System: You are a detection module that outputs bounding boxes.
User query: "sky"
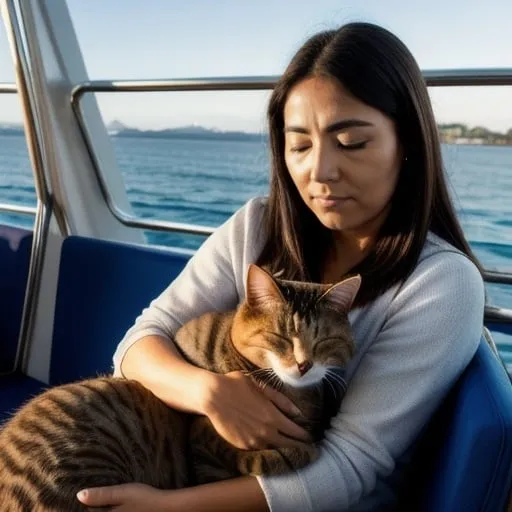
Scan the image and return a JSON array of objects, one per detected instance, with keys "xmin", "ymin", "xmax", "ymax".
[{"xmin": 1, "ymin": 0, "xmax": 512, "ymax": 132}]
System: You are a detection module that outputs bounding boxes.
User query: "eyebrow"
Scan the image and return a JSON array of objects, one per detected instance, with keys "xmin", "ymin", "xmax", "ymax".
[{"xmin": 284, "ymin": 119, "xmax": 374, "ymax": 134}]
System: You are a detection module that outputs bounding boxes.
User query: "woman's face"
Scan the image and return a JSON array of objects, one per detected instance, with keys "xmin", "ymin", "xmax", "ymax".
[{"xmin": 283, "ymin": 76, "xmax": 402, "ymax": 236}]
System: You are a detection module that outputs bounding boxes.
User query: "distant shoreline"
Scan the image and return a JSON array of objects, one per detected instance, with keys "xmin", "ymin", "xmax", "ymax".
[{"xmin": 1, "ymin": 124, "xmax": 512, "ymax": 147}]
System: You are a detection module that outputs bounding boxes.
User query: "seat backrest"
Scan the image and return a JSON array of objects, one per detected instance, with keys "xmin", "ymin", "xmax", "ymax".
[
  {"xmin": 49, "ymin": 236, "xmax": 191, "ymax": 384},
  {"xmin": 400, "ymin": 340, "xmax": 512, "ymax": 511},
  {"xmin": 0, "ymin": 225, "xmax": 33, "ymax": 373}
]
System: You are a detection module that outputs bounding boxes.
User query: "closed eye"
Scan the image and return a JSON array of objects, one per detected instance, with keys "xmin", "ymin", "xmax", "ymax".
[
  {"xmin": 266, "ymin": 332, "xmax": 293, "ymax": 346},
  {"xmin": 290, "ymin": 145, "xmax": 310, "ymax": 153},
  {"xmin": 313, "ymin": 336, "xmax": 341, "ymax": 355},
  {"xmin": 337, "ymin": 140, "xmax": 367, "ymax": 150},
  {"xmin": 267, "ymin": 331, "xmax": 293, "ymax": 350}
]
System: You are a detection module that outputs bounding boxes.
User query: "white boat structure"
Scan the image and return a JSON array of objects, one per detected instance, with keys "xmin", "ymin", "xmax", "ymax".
[{"xmin": 0, "ymin": 1, "xmax": 511, "ymax": 510}]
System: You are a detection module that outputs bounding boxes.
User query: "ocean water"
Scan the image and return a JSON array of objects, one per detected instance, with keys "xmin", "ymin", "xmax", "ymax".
[
  {"xmin": 1, "ymin": 134, "xmax": 512, "ymax": 268},
  {"xmin": 1, "ymin": 133, "xmax": 511, "ymax": 356}
]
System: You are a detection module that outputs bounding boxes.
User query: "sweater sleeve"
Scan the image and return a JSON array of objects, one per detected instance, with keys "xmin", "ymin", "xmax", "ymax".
[
  {"xmin": 112, "ymin": 197, "xmax": 267, "ymax": 377},
  {"xmin": 257, "ymin": 251, "xmax": 485, "ymax": 511}
]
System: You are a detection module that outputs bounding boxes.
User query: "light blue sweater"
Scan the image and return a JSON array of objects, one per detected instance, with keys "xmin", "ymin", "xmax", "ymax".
[{"xmin": 113, "ymin": 196, "xmax": 485, "ymax": 511}]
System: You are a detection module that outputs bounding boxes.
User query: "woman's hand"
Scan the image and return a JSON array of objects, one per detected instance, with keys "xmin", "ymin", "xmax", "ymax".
[
  {"xmin": 77, "ymin": 483, "xmax": 169, "ymax": 511},
  {"xmin": 200, "ymin": 370, "xmax": 312, "ymax": 450}
]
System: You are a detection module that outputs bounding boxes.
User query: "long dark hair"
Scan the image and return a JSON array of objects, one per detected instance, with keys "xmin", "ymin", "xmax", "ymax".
[{"xmin": 256, "ymin": 22, "xmax": 482, "ymax": 307}]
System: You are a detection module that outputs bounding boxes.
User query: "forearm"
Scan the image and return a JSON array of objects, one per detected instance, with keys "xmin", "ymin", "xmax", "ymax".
[
  {"xmin": 164, "ymin": 477, "xmax": 269, "ymax": 512},
  {"xmin": 120, "ymin": 335, "xmax": 216, "ymax": 415}
]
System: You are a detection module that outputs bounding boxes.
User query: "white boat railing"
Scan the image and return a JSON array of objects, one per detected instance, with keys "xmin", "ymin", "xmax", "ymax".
[
  {"xmin": 0, "ymin": 83, "xmax": 17, "ymax": 93},
  {"xmin": 0, "ymin": 203, "xmax": 37, "ymax": 215},
  {"xmin": 0, "ymin": 83, "xmax": 34, "ymax": 223}
]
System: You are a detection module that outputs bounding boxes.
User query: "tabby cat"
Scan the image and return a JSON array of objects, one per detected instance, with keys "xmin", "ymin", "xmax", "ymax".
[{"xmin": 0, "ymin": 264, "xmax": 360, "ymax": 511}]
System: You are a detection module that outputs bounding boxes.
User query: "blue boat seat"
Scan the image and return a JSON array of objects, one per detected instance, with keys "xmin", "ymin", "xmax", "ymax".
[
  {"xmin": 0, "ymin": 224, "xmax": 33, "ymax": 373},
  {"xmin": 0, "ymin": 372, "xmax": 47, "ymax": 424},
  {"xmin": 48, "ymin": 236, "xmax": 190, "ymax": 385},
  {"xmin": 399, "ymin": 339, "xmax": 512, "ymax": 511},
  {"xmin": 1, "ymin": 236, "xmax": 190, "ymax": 424}
]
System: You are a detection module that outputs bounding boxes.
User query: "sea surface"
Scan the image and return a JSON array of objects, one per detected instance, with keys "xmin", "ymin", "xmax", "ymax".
[{"xmin": 1, "ymin": 134, "xmax": 511, "ymax": 360}]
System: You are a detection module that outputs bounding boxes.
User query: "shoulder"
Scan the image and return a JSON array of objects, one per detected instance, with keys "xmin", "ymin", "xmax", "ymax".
[
  {"xmin": 235, "ymin": 196, "xmax": 268, "ymax": 223},
  {"xmin": 204, "ymin": 196, "xmax": 267, "ymax": 242},
  {"xmin": 218, "ymin": 195, "xmax": 268, "ymax": 247},
  {"xmin": 417, "ymin": 232, "xmax": 483, "ymax": 285},
  {"xmin": 389, "ymin": 232, "xmax": 485, "ymax": 317},
  {"xmin": 197, "ymin": 196, "xmax": 268, "ymax": 288}
]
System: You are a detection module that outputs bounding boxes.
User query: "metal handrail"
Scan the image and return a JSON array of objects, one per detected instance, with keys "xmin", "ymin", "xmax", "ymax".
[
  {"xmin": 484, "ymin": 270, "xmax": 512, "ymax": 285},
  {"xmin": 71, "ymin": 76, "xmax": 278, "ymax": 97},
  {"xmin": 0, "ymin": 203, "xmax": 37, "ymax": 215},
  {"xmin": 0, "ymin": 84, "xmax": 38, "ymax": 220},
  {"xmin": 2, "ymin": 0, "xmax": 55, "ymax": 375},
  {"xmin": 0, "ymin": 83, "xmax": 17, "ymax": 93},
  {"xmin": 101, "ymin": 212, "xmax": 214, "ymax": 236},
  {"xmin": 422, "ymin": 68, "xmax": 512, "ymax": 87},
  {"xmin": 485, "ymin": 305, "xmax": 512, "ymax": 323},
  {"xmin": 71, "ymin": 68, "xmax": 512, "ymax": 99}
]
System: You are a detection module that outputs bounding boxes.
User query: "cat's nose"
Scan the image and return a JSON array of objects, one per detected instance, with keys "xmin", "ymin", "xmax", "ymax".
[{"xmin": 297, "ymin": 360, "xmax": 312, "ymax": 376}]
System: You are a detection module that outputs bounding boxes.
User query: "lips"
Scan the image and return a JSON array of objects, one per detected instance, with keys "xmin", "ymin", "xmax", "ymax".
[{"xmin": 312, "ymin": 195, "xmax": 351, "ymax": 208}]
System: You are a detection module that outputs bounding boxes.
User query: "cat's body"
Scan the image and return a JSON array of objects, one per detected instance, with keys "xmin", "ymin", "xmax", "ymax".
[{"xmin": 0, "ymin": 266, "xmax": 360, "ymax": 511}]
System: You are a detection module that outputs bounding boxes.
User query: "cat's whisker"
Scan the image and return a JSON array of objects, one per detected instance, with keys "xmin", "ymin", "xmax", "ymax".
[
  {"xmin": 325, "ymin": 367, "xmax": 345, "ymax": 379},
  {"xmin": 325, "ymin": 370, "xmax": 347, "ymax": 392},
  {"xmin": 327, "ymin": 374, "xmax": 346, "ymax": 390},
  {"xmin": 243, "ymin": 368, "xmax": 273, "ymax": 378},
  {"xmin": 268, "ymin": 374, "xmax": 281, "ymax": 390},
  {"xmin": 324, "ymin": 378, "xmax": 339, "ymax": 401},
  {"xmin": 247, "ymin": 368, "xmax": 279, "ymax": 390},
  {"xmin": 258, "ymin": 371, "xmax": 279, "ymax": 391},
  {"xmin": 328, "ymin": 379, "xmax": 346, "ymax": 395},
  {"xmin": 258, "ymin": 378, "xmax": 270, "ymax": 390}
]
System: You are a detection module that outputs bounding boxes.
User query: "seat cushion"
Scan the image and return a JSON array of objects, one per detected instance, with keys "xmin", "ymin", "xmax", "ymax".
[
  {"xmin": 0, "ymin": 226, "xmax": 33, "ymax": 373},
  {"xmin": 399, "ymin": 340, "xmax": 512, "ymax": 511},
  {"xmin": 0, "ymin": 372, "xmax": 47, "ymax": 425},
  {"xmin": 49, "ymin": 237, "xmax": 190, "ymax": 385}
]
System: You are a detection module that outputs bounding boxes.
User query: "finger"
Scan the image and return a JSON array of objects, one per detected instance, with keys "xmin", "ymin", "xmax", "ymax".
[
  {"xmin": 77, "ymin": 485, "xmax": 130, "ymax": 506},
  {"xmin": 274, "ymin": 410, "xmax": 313, "ymax": 442},
  {"xmin": 271, "ymin": 432, "xmax": 314, "ymax": 449},
  {"xmin": 261, "ymin": 386, "xmax": 302, "ymax": 417}
]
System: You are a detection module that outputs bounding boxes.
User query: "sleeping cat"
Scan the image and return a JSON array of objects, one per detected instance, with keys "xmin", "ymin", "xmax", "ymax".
[{"xmin": 0, "ymin": 264, "xmax": 360, "ymax": 512}]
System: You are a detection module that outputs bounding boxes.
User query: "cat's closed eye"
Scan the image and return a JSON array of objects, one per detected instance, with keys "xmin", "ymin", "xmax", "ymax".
[
  {"xmin": 265, "ymin": 331, "xmax": 293, "ymax": 352},
  {"xmin": 313, "ymin": 337, "xmax": 343, "ymax": 355}
]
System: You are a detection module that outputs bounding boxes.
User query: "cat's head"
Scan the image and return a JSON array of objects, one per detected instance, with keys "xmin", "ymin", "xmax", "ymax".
[{"xmin": 231, "ymin": 264, "xmax": 360, "ymax": 388}]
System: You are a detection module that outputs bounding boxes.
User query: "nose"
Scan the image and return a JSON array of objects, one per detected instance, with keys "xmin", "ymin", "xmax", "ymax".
[
  {"xmin": 297, "ymin": 360, "xmax": 313, "ymax": 376},
  {"xmin": 311, "ymin": 143, "xmax": 339, "ymax": 183}
]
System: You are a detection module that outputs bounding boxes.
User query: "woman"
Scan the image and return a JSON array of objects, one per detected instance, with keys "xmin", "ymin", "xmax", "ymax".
[{"xmin": 78, "ymin": 22, "xmax": 485, "ymax": 511}]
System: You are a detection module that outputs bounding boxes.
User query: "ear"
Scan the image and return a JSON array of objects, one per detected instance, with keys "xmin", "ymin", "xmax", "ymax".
[
  {"xmin": 318, "ymin": 275, "xmax": 361, "ymax": 312},
  {"xmin": 245, "ymin": 264, "xmax": 285, "ymax": 308}
]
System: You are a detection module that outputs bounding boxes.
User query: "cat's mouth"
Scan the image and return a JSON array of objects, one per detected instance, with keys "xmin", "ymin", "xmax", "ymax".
[{"xmin": 265, "ymin": 354, "xmax": 327, "ymax": 388}]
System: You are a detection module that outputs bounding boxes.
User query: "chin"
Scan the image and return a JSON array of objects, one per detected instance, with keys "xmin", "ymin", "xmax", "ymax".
[{"xmin": 317, "ymin": 214, "xmax": 350, "ymax": 232}]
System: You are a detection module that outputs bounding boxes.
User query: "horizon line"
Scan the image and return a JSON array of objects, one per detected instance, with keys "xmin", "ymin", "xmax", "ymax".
[{"xmin": 1, "ymin": 119, "xmax": 512, "ymax": 135}]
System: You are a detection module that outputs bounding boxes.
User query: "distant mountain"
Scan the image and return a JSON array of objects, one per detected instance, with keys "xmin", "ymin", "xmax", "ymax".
[
  {"xmin": 0, "ymin": 123, "xmax": 23, "ymax": 136},
  {"xmin": 0, "ymin": 121, "xmax": 264, "ymax": 142},
  {"xmin": 111, "ymin": 124, "xmax": 265, "ymax": 142},
  {"xmin": 106, "ymin": 119, "xmax": 129, "ymax": 133}
]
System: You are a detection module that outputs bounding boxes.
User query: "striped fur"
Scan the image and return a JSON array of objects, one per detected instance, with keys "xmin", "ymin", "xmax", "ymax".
[
  {"xmin": 0, "ymin": 379, "xmax": 189, "ymax": 511},
  {"xmin": 0, "ymin": 266, "xmax": 359, "ymax": 510}
]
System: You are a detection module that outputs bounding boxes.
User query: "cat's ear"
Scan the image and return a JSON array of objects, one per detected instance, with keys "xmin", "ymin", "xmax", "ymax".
[
  {"xmin": 245, "ymin": 264, "xmax": 285, "ymax": 308},
  {"xmin": 318, "ymin": 275, "xmax": 361, "ymax": 312}
]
